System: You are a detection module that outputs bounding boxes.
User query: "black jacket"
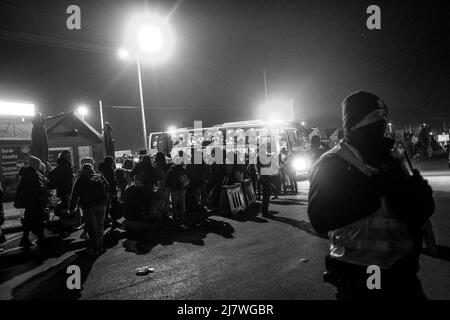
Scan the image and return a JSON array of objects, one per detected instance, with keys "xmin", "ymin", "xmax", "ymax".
[
  {"xmin": 15, "ymin": 167, "xmax": 48, "ymax": 209},
  {"xmin": 308, "ymin": 151, "xmax": 434, "ymax": 272},
  {"xmin": 70, "ymin": 173, "xmax": 109, "ymax": 210},
  {"xmin": 48, "ymin": 160, "xmax": 73, "ymax": 197}
]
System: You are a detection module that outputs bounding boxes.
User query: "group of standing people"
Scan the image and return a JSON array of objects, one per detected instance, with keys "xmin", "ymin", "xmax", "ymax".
[{"xmin": 14, "ymin": 151, "xmax": 111, "ymax": 255}]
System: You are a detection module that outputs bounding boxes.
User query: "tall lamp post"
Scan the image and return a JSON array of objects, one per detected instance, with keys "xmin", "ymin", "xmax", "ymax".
[{"xmin": 118, "ymin": 12, "xmax": 175, "ymax": 153}]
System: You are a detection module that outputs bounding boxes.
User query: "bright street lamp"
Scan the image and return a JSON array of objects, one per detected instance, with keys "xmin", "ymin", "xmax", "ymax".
[
  {"xmin": 137, "ymin": 25, "xmax": 163, "ymax": 53},
  {"xmin": 119, "ymin": 11, "xmax": 175, "ymax": 152},
  {"xmin": 76, "ymin": 105, "xmax": 88, "ymax": 120}
]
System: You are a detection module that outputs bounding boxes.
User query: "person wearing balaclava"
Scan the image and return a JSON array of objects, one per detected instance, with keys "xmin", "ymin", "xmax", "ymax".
[
  {"xmin": 16, "ymin": 156, "xmax": 49, "ymax": 248},
  {"xmin": 308, "ymin": 91, "xmax": 434, "ymax": 300}
]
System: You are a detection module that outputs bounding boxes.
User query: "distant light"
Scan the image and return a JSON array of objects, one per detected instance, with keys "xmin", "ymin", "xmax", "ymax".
[
  {"xmin": 76, "ymin": 105, "xmax": 89, "ymax": 118},
  {"xmin": 0, "ymin": 101, "xmax": 35, "ymax": 116},
  {"xmin": 292, "ymin": 156, "xmax": 311, "ymax": 172},
  {"xmin": 301, "ymin": 121, "xmax": 306, "ymax": 126},
  {"xmin": 267, "ymin": 119, "xmax": 284, "ymax": 125},
  {"xmin": 429, "ymin": 132, "xmax": 433, "ymax": 136},
  {"xmin": 117, "ymin": 47, "xmax": 130, "ymax": 60},
  {"xmin": 167, "ymin": 126, "xmax": 177, "ymax": 134},
  {"xmin": 258, "ymin": 98, "xmax": 291, "ymax": 122}
]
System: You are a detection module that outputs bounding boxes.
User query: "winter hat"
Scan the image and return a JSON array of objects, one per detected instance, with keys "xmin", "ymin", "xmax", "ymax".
[
  {"xmin": 80, "ymin": 157, "xmax": 94, "ymax": 167},
  {"xmin": 342, "ymin": 91, "xmax": 387, "ymax": 135}
]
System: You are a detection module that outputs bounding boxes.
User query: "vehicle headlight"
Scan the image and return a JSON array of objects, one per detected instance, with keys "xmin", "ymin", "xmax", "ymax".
[{"xmin": 293, "ymin": 157, "xmax": 311, "ymax": 171}]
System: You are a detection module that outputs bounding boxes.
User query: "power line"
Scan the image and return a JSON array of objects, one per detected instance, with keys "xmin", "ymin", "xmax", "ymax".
[
  {"xmin": 0, "ymin": 29, "xmax": 114, "ymax": 54},
  {"xmin": 0, "ymin": 29, "xmax": 272, "ymax": 73},
  {"xmin": 83, "ymin": 104, "xmax": 231, "ymax": 110}
]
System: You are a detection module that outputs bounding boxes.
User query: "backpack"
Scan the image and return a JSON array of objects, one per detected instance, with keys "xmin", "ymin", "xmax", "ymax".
[{"xmin": 87, "ymin": 174, "xmax": 108, "ymax": 202}]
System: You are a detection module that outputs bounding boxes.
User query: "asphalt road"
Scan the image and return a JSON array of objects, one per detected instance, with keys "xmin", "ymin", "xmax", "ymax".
[{"xmin": 2, "ymin": 159, "xmax": 450, "ymax": 300}]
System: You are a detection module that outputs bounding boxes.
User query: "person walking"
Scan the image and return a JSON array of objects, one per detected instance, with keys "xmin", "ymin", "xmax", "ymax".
[
  {"xmin": 99, "ymin": 156, "xmax": 119, "ymax": 227},
  {"xmin": 70, "ymin": 163, "xmax": 109, "ymax": 255},
  {"xmin": 166, "ymin": 151, "xmax": 189, "ymax": 223},
  {"xmin": 257, "ymin": 146, "xmax": 279, "ymax": 217},
  {"xmin": 16, "ymin": 156, "xmax": 49, "ymax": 248},
  {"xmin": 308, "ymin": 91, "xmax": 435, "ymax": 300},
  {"xmin": 48, "ymin": 150, "xmax": 74, "ymax": 218}
]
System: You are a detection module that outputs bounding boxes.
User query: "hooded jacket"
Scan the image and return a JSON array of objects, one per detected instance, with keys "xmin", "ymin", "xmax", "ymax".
[
  {"xmin": 48, "ymin": 157, "xmax": 73, "ymax": 197},
  {"xmin": 70, "ymin": 171, "xmax": 109, "ymax": 210}
]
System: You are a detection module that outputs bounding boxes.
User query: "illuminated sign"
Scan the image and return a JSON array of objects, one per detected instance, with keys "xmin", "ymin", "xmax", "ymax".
[{"xmin": 0, "ymin": 101, "xmax": 35, "ymax": 116}]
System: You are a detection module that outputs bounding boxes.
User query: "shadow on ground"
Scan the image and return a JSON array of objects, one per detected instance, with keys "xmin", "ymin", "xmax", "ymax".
[
  {"xmin": 123, "ymin": 216, "xmax": 235, "ymax": 255},
  {"xmin": 11, "ymin": 248, "xmax": 99, "ymax": 300},
  {"xmin": 269, "ymin": 199, "xmax": 308, "ymax": 206},
  {"xmin": 265, "ymin": 215, "xmax": 328, "ymax": 240},
  {"xmin": 0, "ymin": 236, "xmax": 87, "ymax": 285}
]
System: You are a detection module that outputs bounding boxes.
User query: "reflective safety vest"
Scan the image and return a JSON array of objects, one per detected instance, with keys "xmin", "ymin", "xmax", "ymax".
[{"xmin": 325, "ymin": 142, "xmax": 414, "ymax": 269}]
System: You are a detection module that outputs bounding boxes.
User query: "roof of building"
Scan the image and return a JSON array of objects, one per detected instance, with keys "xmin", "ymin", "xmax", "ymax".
[
  {"xmin": 0, "ymin": 112, "xmax": 103, "ymax": 142},
  {"xmin": 45, "ymin": 111, "xmax": 103, "ymax": 142}
]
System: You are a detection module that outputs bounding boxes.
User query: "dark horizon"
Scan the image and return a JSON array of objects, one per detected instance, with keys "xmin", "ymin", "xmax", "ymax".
[{"xmin": 1, "ymin": 0, "xmax": 449, "ymax": 151}]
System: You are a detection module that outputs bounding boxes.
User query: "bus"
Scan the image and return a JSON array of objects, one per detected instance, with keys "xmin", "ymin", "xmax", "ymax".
[{"xmin": 148, "ymin": 119, "xmax": 313, "ymax": 179}]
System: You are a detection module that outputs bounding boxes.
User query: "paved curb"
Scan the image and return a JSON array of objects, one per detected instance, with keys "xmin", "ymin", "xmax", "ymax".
[{"xmin": 0, "ymin": 251, "xmax": 79, "ymax": 300}]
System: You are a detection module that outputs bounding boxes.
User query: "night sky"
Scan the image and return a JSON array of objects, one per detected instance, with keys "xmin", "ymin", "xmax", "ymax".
[{"xmin": 0, "ymin": 0, "xmax": 449, "ymax": 151}]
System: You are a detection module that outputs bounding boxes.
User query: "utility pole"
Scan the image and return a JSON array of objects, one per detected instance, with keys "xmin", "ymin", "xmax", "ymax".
[
  {"xmin": 289, "ymin": 98, "xmax": 295, "ymax": 121},
  {"xmin": 263, "ymin": 68, "xmax": 268, "ymax": 104},
  {"xmin": 99, "ymin": 100, "xmax": 104, "ymax": 136}
]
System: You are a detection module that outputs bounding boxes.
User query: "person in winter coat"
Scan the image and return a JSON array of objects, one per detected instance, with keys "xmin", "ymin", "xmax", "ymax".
[
  {"xmin": 70, "ymin": 163, "xmax": 109, "ymax": 255},
  {"xmin": 48, "ymin": 150, "xmax": 74, "ymax": 216},
  {"xmin": 206, "ymin": 149, "xmax": 228, "ymax": 210},
  {"xmin": 308, "ymin": 91, "xmax": 434, "ymax": 299},
  {"xmin": 166, "ymin": 151, "xmax": 189, "ymax": 222},
  {"xmin": 17, "ymin": 156, "xmax": 49, "ymax": 247}
]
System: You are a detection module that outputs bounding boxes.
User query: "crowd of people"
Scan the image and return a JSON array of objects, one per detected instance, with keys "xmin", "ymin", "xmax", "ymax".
[
  {"xmin": 1, "ymin": 90, "xmax": 445, "ymax": 300},
  {"xmin": 8, "ymin": 145, "xmax": 305, "ymax": 255}
]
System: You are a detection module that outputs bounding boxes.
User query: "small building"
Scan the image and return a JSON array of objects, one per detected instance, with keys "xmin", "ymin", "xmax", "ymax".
[
  {"xmin": 46, "ymin": 111, "xmax": 104, "ymax": 171},
  {"xmin": 0, "ymin": 112, "xmax": 105, "ymax": 200}
]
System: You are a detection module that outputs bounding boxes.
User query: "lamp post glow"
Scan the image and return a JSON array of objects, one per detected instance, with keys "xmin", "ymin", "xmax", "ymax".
[
  {"xmin": 119, "ymin": 12, "xmax": 175, "ymax": 152},
  {"xmin": 137, "ymin": 26, "xmax": 163, "ymax": 53},
  {"xmin": 76, "ymin": 105, "xmax": 88, "ymax": 120}
]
